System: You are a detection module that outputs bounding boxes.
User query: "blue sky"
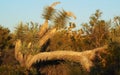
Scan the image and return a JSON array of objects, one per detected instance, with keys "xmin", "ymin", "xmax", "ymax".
[{"xmin": 0, "ymin": 0, "xmax": 120, "ymax": 31}]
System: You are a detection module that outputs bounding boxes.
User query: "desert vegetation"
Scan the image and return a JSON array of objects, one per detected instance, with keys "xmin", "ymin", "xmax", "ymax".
[{"xmin": 0, "ymin": 2, "xmax": 120, "ymax": 75}]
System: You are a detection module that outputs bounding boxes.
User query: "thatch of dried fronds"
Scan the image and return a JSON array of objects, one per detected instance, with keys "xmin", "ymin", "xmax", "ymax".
[
  {"xmin": 50, "ymin": 2, "xmax": 61, "ymax": 8},
  {"xmin": 26, "ymin": 45, "xmax": 107, "ymax": 71}
]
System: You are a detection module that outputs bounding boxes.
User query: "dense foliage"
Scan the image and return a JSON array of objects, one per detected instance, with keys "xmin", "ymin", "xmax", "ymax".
[{"xmin": 0, "ymin": 26, "xmax": 13, "ymax": 50}]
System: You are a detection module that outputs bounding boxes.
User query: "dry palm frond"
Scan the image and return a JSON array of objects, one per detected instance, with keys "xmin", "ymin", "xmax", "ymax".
[
  {"xmin": 15, "ymin": 40, "xmax": 24, "ymax": 66},
  {"xmin": 25, "ymin": 54, "xmax": 33, "ymax": 67},
  {"xmin": 38, "ymin": 20, "xmax": 48, "ymax": 38},
  {"xmin": 54, "ymin": 10, "xmax": 69, "ymax": 29},
  {"xmin": 26, "ymin": 45, "xmax": 107, "ymax": 71},
  {"xmin": 42, "ymin": 6, "xmax": 55, "ymax": 20},
  {"xmin": 50, "ymin": 2, "xmax": 61, "ymax": 8},
  {"xmin": 42, "ymin": 2, "xmax": 60, "ymax": 20},
  {"xmin": 54, "ymin": 10, "xmax": 76, "ymax": 29},
  {"xmin": 15, "ymin": 40, "xmax": 33, "ymax": 67},
  {"xmin": 66, "ymin": 11, "xmax": 76, "ymax": 19},
  {"xmin": 38, "ymin": 28, "xmax": 56, "ymax": 48}
]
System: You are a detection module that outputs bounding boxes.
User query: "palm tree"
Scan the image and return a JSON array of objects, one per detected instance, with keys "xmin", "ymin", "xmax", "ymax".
[
  {"xmin": 14, "ymin": 2, "xmax": 108, "ymax": 75},
  {"xmin": 15, "ymin": 39, "xmax": 107, "ymax": 72}
]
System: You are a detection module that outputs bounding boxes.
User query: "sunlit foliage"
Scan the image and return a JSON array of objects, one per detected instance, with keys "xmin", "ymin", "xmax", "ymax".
[{"xmin": 0, "ymin": 2, "xmax": 120, "ymax": 75}]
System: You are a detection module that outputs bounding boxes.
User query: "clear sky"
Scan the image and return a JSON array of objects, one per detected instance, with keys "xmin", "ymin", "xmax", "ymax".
[{"xmin": 0, "ymin": 0, "xmax": 120, "ymax": 31}]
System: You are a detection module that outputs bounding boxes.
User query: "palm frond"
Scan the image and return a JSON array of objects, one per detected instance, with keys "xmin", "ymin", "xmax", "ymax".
[
  {"xmin": 42, "ymin": 6, "xmax": 55, "ymax": 20},
  {"xmin": 50, "ymin": 2, "xmax": 61, "ymax": 8},
  {"xmin": 26, "ymin": 45, "xmax": 107, "ymax": 71},
  {"xmin": 66, "ymin": 11, "xmax": 76, "ymax": 19},
  {"xmin": 15, "ymin": 40, "xmax": 24, "ymax": 66},
  {"xmin": 42, "ymin": 2, "xmax": 60, "ymax": 20},
  {"xmin": 54, "ymin": 10, "xmax": 76, "ymax": 29},
  {"xmin": 54, "ymin": 10, "xmax": 69, "ymax": 29},
  {"xmin": 38, "ymin": 20, "xmax": 48, "ymax": 38},
  {"xmin": 38, "ymin": 28, "xmax": 56, "ymax": 48}
]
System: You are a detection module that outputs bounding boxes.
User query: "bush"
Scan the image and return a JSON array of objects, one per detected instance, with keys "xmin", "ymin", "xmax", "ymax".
[{"xmin": 0, "ymin": 25, "xmax": 13, "ymax": 50}]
